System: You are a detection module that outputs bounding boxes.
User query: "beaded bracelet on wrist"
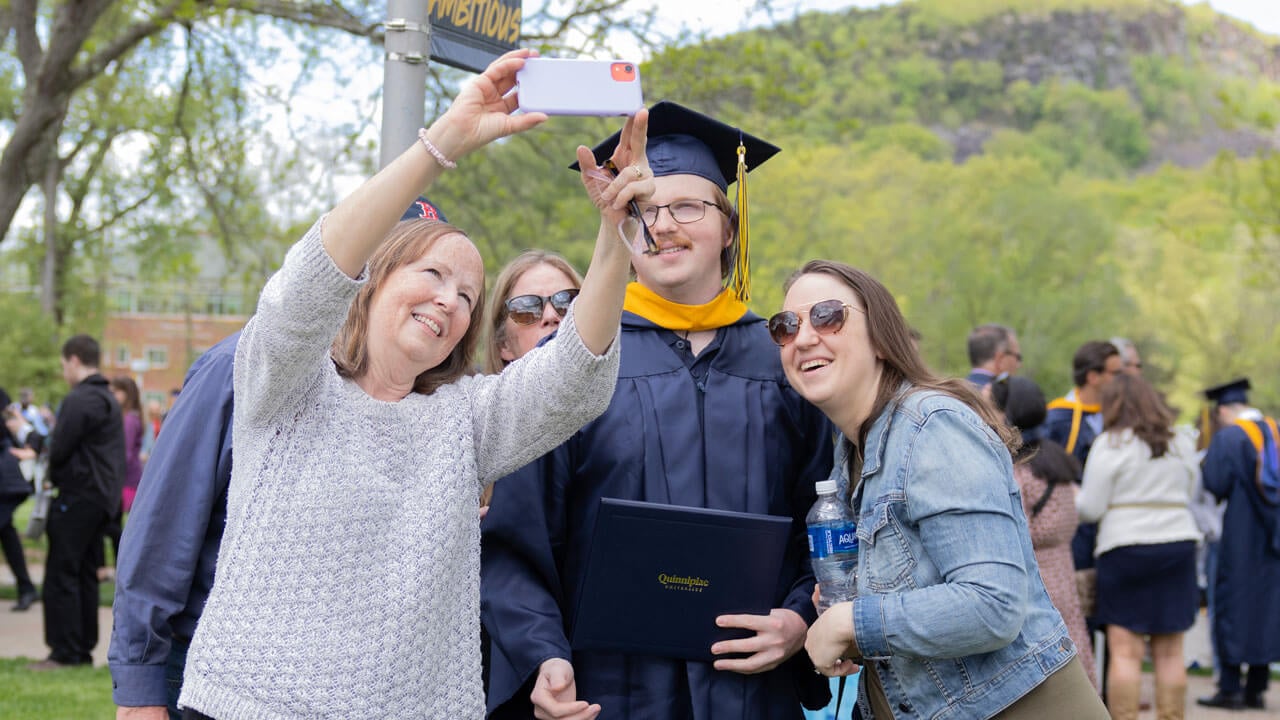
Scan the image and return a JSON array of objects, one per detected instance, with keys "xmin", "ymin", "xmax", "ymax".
[{"xmin": 417, "ymin": 128, "xmax": 457, "ymax": 170}]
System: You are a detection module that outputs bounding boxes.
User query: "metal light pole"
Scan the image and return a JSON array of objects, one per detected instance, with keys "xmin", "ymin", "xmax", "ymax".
[{"xmin": 380, "ymin": 1, "xmax": 431, "ymax": 169}]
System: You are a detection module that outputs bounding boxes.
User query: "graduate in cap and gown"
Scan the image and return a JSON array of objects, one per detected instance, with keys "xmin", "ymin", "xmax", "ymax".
[
  {"xmin": 481, "ymin": 101, "xmax": 834, "ymax": 719},
  {"xmin": 1196, "ymin": 378, "xmax": 1280, "ymax": 711}
]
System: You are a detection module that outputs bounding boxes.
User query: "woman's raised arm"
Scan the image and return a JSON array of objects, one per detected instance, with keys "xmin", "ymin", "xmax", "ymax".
[{"xmin": 322, "ymin": 49, "xmax": 548, "ymax": 278}]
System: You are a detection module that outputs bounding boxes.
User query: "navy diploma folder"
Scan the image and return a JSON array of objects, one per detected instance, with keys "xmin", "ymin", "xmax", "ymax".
[{"xmin": 570, "ymin": 497, "xmax": 793, "ymax": 662}]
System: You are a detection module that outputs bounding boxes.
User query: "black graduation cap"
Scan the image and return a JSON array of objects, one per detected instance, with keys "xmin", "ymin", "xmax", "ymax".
[
  {"xmin": 1204, "ymin": 378, "xmax": 1251, "ymax": 406},
  {"xmin": 400, "ymin": 196, "xmax": 448, "ymax": 223},
  {"xmin": 570, "ymin": 101, "xmax": 781, "ymax": 190},
  {"xmin": 569, "ymin": 101, "xmax": 780, "ymax": 301}
]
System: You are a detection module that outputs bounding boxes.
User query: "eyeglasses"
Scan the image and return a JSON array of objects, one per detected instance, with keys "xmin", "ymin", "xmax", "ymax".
[
  {"xmin": 767, "ymin": 299, "xmax": 863, "ymax": 347},
  {"xmin": 504, "ymin": 289, "xmax": 579, "ymax": 325},
  {"xmin": 638, "ymin": 200, "xmax": 720, "ymax": 227}
]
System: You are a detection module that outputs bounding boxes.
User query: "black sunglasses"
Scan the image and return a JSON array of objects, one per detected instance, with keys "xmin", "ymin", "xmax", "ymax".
[
  {"xmin": 504, "ymin": 289, "xmax": 579, "ymax": 325},
  {"xmin": 767, "ymin": 299, "xmax": 862, "ymax": 347}
]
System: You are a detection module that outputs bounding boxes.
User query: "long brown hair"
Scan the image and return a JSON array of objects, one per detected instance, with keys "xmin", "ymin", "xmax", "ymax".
[
  {"xmin": 110, "ymin": 375, "xmax": 143, "ymax": 417},
  {"xmin": 331, "ymin": 219, "xmax": 485, "ymax": 395},
  {"xmin": 483, "ymin": 251, "xmax": 583, "ymax": 375},
  {"xmin": 1100, "ymin": 373, "xmax": 1175, "ymax": 457},
  {"xmin": 783, "ymin": 260, "xmax": 1020, "ymax": 455}
]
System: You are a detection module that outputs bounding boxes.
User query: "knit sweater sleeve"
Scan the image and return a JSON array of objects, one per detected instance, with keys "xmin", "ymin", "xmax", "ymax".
[
  {"xmin": 464, "ymin": 307, "xmax": 620, "ymax": 486},
  {"xmin": 235, "ymin": 218, "xmax": 364, "ymax": 427}
]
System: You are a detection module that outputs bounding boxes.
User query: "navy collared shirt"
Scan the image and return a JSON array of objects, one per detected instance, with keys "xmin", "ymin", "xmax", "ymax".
[{"xmin": 108, "ymin": 332, "xmax": 238, "ymax": 707}]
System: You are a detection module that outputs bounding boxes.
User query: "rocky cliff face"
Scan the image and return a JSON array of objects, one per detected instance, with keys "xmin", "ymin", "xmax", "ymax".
[
  {"xmin": 898, "ymin": 3, "xmax": 1280, "ymax": 166},
  {"xmin": 919, "ymin": 5, "xmax": 1279, "ymax": 93}
]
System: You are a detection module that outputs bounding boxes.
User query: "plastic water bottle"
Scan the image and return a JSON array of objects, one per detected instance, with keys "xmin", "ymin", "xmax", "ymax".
[{"xmin": 807, "ymin": 479, "xmax": 858, "ymax": 613}]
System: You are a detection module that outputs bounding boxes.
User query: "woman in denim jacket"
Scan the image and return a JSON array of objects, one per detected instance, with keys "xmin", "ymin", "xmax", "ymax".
[{"xmin": 768, "ymin": 260, "xmax": 1106, "ymax": 719}]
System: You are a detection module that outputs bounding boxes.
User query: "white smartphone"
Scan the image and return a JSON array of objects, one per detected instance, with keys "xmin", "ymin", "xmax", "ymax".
[{"xmin": 516, "ymin": 58, "xmax": 644, "ymax": 116}]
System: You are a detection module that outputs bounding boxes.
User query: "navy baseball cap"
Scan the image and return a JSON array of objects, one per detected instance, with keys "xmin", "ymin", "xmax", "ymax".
[{"xmin": 400, "ymin": 197, "xmax": 448, "ymax": 223}]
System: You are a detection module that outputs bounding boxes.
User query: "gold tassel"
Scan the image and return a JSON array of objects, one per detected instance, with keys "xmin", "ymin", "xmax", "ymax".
[
  {"xmin": 731, "ymin": 140, "xmax": 751, "ymax": 302},
  {"xmin": 1198, "ymin": 404, "xmax": 1212, "ymax": 452}
]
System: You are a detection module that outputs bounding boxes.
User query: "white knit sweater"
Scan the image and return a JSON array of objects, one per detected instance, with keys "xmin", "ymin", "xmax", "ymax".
[
  {"xmin": 179, "ymin": 222, "xmax": 619, "ymax": 719},
  {"xmin": 1077, "ymin": 428, "xmax": 1203, "ymax": 556}
]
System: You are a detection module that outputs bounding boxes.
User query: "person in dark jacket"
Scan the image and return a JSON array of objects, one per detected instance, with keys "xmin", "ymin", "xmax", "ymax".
[
  {"xmin": 1, "ymin": 388, "xmax": 38, "ymax": 611},
  {"xmin": 1196, "ymin": 378, "xmax": 1280, "ymax": 711},
  {"xmin": 1044, "ymin": 340, "xmax": 1122, "ymax": 576},
  {"xmin": 30, "ymin": 334, "xmax": 125, "ymax": 669}
]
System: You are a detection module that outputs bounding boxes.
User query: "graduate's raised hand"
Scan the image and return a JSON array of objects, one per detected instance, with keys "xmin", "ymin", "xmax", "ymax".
[{"xmin": 577, "ymin": 108, "xmax": 653, "ymax": 229}]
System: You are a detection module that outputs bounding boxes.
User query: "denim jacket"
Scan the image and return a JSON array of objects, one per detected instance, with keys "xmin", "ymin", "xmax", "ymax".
[{"xmin": 835, "ymin": 387, "xmax": 1074, "ymax": 720}]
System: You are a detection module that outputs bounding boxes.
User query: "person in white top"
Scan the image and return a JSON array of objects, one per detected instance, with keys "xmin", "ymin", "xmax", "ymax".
[{"xmin": 1077, "ymin": 373, "xmax": 1202, "ymax": 720}]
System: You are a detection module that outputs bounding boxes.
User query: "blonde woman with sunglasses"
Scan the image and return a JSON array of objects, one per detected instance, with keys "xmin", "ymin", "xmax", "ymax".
[
  {"xmin": 777, "ymin": 260, "xmax": 1107, "ymax": 720},
  {"xmin": 483, "ymin": 250, "xmax": 584, "ymax": 375}
]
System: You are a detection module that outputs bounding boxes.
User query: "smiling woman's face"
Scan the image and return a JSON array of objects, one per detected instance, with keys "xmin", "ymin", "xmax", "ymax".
[
  {"xmin": 778, "ymin": 272, "xmax": 881, "ymax": 417},
  {"xmin": 366, "ymin": 232, "xmax": 484, "ymax": 378}
]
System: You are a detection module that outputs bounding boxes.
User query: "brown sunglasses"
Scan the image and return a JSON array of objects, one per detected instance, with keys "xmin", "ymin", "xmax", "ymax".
[{"xmin": 767, "ymin": 299, "xmax": 861, "ymax": 347}]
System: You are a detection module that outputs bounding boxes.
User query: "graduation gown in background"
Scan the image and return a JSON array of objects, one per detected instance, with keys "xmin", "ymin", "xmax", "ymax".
[
  {"xmin": 1044, "ymin": 396, "xmax": 1101, "ymax": 468},
  {"xmin": 481, "ymin": 311, "xmax": 834, "ymax": 720},
  {"xmin": 1044, "ymin": 396, "xmax": 1102, "ymax": 571},
  {"xmin": 1203, "ymin": 421, "xmax": 1280, "ymax": 666}
]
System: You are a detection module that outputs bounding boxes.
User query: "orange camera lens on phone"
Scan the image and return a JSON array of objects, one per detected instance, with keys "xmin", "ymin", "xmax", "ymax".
[{"xmin": 611, "ymin": 62, "xmax": 637, "ymax": 82}]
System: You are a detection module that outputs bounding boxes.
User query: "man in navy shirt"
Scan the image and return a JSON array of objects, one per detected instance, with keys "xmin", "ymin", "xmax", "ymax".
[
  {"xmin": 965, "ymin": 324, "xmax": 1021, "ymax": 389},
  {"xmin": 108, "ymin": 332, "xmax": 236, "ymax": 719}
]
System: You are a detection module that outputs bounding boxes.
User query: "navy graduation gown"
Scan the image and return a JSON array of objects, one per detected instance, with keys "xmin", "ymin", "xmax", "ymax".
[
  {"xmin": 1203, "ymin": 422, "xmax": 1280, "ymax": 665},
  {"xmin": 1043, "ymin": 403, "xmax": 1100, "ymax": 468},
  {"xmin": 481, "ymin": 311, "xmax": 834, "ymax": 719}
]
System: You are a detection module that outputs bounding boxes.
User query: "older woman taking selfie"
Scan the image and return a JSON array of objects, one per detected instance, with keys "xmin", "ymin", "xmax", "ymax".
[
  {"xmin": 174, "ymin": 50, "xmax": 651, "ymax": 719},
  {"xmin": 778, "ymin": 260, "xmax": 1107, "ymax": 719}
]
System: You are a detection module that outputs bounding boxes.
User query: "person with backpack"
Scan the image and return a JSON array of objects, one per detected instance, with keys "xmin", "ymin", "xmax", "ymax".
[{"xmin": 1196, "ymin": 378, "xmax": 1280, "ymax": 711}]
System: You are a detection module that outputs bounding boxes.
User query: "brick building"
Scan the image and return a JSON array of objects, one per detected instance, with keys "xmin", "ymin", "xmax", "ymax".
[
  {"xmin": 100, "ymin": 281, "xmax": 249, "ymax": 409},
  {"xmin": 102, "ymin": 314, "xmax": 245, "ymax": 408}
]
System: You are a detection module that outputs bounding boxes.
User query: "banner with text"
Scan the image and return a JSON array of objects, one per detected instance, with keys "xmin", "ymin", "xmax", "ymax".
[{"xmin": 429, "ymin": 0, "xmax": 521, "ymax": 73}]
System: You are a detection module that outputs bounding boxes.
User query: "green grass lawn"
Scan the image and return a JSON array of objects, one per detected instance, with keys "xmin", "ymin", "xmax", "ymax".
[
  {"xmin": 0, "ymin": 497, "xmax": 119, "ymax": 718},
  {"xmin": 0, "ymin": 658, "xmax": 115, "ymax": 720}
]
